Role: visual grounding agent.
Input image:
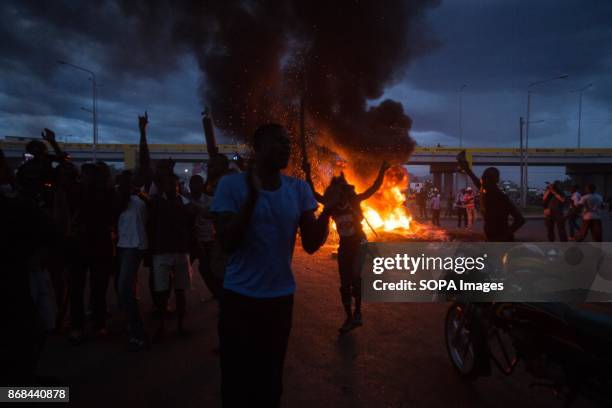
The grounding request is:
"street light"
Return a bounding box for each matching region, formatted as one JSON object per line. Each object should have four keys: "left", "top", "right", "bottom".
{"left": 57, "top": 60, "right": 98, "bottom": 161}
{"left": 570, "top": 83, "right": 592, "bottom": 148}
{"left": 522, "top": 74, "right": 568, "bottom": 207}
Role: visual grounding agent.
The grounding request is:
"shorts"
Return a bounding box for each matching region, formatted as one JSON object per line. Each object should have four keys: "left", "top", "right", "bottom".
{"left": 152, "top": 253, "right": 192, "bottom": 291}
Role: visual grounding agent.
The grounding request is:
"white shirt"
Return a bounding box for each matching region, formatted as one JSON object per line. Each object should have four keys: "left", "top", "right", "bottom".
{"left": 571, "top": 191, "right": 581, "bottom": 207}
{"left": 579, "top": 193, "right": 603, "bottom": 220}
{"left": 117, "top": 195, "right": 148, "bottom": 249}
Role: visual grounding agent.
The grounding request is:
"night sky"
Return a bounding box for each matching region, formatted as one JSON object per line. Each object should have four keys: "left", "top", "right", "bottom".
{"left": 1, "top": 0, "right": 611, "bottom": 184}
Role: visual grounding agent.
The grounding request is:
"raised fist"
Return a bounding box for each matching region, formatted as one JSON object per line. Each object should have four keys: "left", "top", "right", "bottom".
{"left": 138, "top": 111, "right": 148, "bottom": 132}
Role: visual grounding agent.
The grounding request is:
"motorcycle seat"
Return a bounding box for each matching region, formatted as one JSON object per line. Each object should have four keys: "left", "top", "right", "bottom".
{"left": 565, "top": 308, "right": 612, "bottom": 340}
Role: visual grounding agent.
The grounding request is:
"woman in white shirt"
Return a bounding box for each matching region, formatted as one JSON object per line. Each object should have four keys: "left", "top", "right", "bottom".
{"left": 115, "top": 171, "right": 148, "bottom": 350}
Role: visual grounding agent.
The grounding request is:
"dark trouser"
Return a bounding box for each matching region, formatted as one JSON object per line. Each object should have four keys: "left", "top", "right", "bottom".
{"left": 117, "top": 248, "right": 145, "bottom": 340}
{"left": 457, "top": 207, "right": 467, "bottom": 227}
{"left": 566, "top": 213, "right": 580, "bottom": 237}
{"left": 338, "top": 238, "right": 363, "bottom": 309}
{"left": 419, "top": 204, "right": 427, "bottom": 219}
{"left": 219, "top": 290, "right": 293, "bottom": 408}
{"left": 545, "top": 216, "right": 568, "bottom": 242}
{"left": 193, "top": 241, "right": 223, "bottom": 299}
{"left": 431, "top": 209, "right": 440, "bottom": 226}
{"left": 575, "top": 219, "right": 603, "bottom": 242}
{"left": 70, "top": 255, "right": 111, "bottom": 330}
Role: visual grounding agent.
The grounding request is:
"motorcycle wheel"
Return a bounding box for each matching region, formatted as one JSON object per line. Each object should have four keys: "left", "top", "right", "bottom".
{"left": 445, "top": 302, "right": 488, "bottom": 379}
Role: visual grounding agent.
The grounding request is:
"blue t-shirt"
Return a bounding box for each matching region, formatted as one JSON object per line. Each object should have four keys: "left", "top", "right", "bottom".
{"left": 211, "top": 173, "right": 318, "bottom": 298}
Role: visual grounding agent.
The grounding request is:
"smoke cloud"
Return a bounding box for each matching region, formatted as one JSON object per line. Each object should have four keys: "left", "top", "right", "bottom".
{"left": 2, "top": 0, "right": 441, "bottom": 176}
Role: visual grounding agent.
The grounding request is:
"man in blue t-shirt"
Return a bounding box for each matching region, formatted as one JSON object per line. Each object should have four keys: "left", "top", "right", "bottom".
{"left": 211, "top": 123, "right": 336, "bottom": 407}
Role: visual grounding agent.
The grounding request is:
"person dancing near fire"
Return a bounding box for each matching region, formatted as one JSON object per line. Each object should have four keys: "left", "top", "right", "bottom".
{"left": 303, "top": 160, "right": 390, "bottom": 333}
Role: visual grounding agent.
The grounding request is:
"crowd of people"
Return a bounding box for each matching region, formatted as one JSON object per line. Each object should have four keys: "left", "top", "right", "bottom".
{"left": 412, "top": 164, "right": 608, "bottom": 242}
{"left": 543, "top": 180, "right": 606, "bottom": 242}
{"left": 0, "top": 117, "right": 360, "bottom": 406}
{"left": 0, "top": 117, "right": 608, "bottom": 406}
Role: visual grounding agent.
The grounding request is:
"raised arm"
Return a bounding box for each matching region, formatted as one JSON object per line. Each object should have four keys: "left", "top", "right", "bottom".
{"left": 41, "top": 128, "right": 68, "bottom": 161}
{"left": 138, "top": 112, "right": 151, "bottom": 173}
{"left": 299, "top": 179, "right": 344, "bottom": 253}
{"left": 357, "top": 161, "right": 390, "bottom": 201}
{"left": 456, "top": 151, "right": 481, "bottom": 189}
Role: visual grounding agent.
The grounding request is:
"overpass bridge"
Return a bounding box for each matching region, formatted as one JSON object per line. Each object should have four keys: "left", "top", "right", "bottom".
{"left": 2, "top": 140, "right": 612, "bottom": 196}
{"left": 2, "top": 140, "right": 611, "bottom": 166}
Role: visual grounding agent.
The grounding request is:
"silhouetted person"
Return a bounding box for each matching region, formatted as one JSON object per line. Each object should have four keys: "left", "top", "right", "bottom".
{"left": 430, "top": 188, "right": 441, "bottom": 226}
{"left": 212, "top": 124, "right": 332, "bottom": 407}
{"left": 457, "top": 151, "right": 524, "bottom": 241}
{"left": 416, "top": 188, "right": 427, "bottom": 219}
{"left": 575, "top": 184, "right": 603, "bottom": 242}
{"left": 543, "top": 180, "right": 567, "bottom": 242}
{"left": 148, "top": 173, "right": 194, "bottom": 338}
{"left": 304, "top": 161, "right": 389, "bottom": 333}
{"left": 463, "top": 187, "right": 475, "bottom": 230}
{"left": 136, "top": 112, "right": 177, "bottom": 313}
{"left": 187, "top": 155, "right": 229, "bottom": 300}
{"left": 115, "top": 170, "right": 149, "bottom": 350}
{"left": 1, "top": 188, "right": 55, "bottom": 385}
{"left": 455, "top": 188, "right": 467, "bottom": 228}
{"left": 69, "top": 162, "right": 114, "bottom": 342}
{"left": 566, "top": 184, "right": 582, "bottom": 237}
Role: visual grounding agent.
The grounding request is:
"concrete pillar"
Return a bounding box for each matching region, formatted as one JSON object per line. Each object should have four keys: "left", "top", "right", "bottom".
{"left": 443, "top": 172, "right": 454, "bottom": 197}
{"left": 433, "top": 171, "right": 442, "bottom": 191}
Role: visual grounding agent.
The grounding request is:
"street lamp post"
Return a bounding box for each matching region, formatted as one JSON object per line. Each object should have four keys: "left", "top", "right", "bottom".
{"left": 570, "top": 83, "right": 592, "bottom": 148}
{"left": 523, "top": 74, "right": 568, "bottom": 206}
{"left": 57, "top": 60, "right": 98, "bottom": 161}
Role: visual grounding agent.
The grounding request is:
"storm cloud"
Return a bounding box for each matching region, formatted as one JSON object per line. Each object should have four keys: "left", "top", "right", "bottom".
{"left": 1, "top": 0, "right": 611, "bottom": 162}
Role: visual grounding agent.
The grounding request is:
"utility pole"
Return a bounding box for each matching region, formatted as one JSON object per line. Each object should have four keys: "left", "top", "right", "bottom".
{"left": 58, "top": 60, "right": 98, "bottom": 161}
{"left": 519, "top": 117, "right": 525, "bottom": 207}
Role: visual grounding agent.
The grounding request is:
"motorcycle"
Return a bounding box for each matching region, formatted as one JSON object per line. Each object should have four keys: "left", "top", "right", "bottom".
{"left": 445, "top": 301, "right": 612, "bottom": 406}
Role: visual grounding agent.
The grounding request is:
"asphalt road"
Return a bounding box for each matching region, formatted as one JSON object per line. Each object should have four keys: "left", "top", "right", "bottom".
{"left": 36, "top": 213, "right": 612, "bottom": 407}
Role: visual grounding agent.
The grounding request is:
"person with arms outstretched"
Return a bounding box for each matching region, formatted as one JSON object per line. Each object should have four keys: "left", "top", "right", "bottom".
{"left": 304, "top": 160, "right": 389, "bottom": 333}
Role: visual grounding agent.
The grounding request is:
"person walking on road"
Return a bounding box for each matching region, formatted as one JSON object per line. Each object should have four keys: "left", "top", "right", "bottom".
{"left": 574, "top": 183, "right": 603, "bottom": 242}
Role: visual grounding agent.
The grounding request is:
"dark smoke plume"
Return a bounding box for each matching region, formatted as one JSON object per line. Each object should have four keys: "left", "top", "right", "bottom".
{"left": 3, "top": 0, "right": 440, "bottom": 175}
{"left": 124, "top": 0, "right": 441, "bottom": 174}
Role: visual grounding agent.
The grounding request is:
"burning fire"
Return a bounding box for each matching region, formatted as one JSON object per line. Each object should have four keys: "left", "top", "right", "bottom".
{"left": 325, "top": 165, "right": 447, "bottom": 241}
{"left": 361, "top": 187, "right": 412, "bottom": 233}
{"left": 358, "top": 166, "right": 412, "bottom": 237}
